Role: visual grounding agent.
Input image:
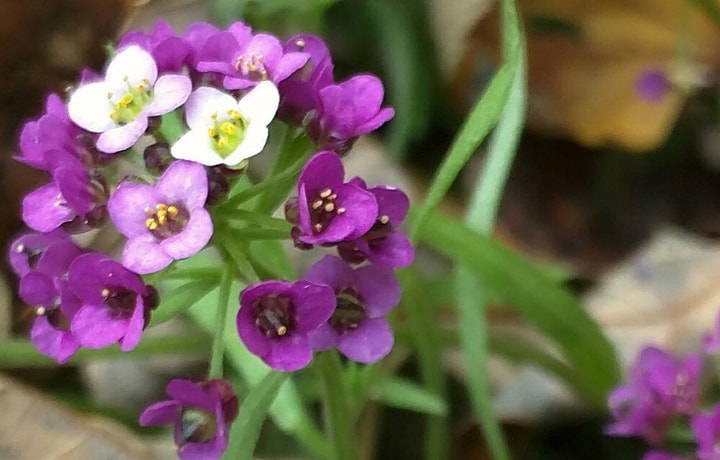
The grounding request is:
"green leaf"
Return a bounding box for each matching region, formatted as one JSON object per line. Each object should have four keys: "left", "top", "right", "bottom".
{"left": 418, "top": 211, "right": 621, "bottom": 407}
{"left": 370, "top": 375, "right": 447, "bottom": 416}
{"left": 150, "top": 280, "right": 217, "bottom": 325}
{"left": 690, "top": 0, "right": 720, "bottom": 28}
{"left": 157, "top": 110, "right": 185, "bottom": 144}
{"left": 224, "top": 372, "right": 288, "bottom": 460}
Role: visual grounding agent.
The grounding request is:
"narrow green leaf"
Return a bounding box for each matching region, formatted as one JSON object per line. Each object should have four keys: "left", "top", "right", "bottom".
{"left": 224, "top": 372, "right": 288, "bottom": 460}
{"left": 158, "top": 110, "right": 185, "bottom": 144}
{"left": 370, "top": 375, "right": 447, "bottom": 416}
{"left": 419, "top": 212, "right": 621, "bottom": 407}
{"left": 150, "top": 280, "right": 217, "bottom": 325}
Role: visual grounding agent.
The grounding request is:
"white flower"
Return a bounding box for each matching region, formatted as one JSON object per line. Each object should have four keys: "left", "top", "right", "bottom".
{"left": 170, "top": 81, "right": 279, "bottom": 166}
{"left": 68, "top": 45, "right": 191, "bottom": 153}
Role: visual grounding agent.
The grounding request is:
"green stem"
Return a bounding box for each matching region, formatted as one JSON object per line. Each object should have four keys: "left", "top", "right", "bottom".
{"left": 217, "top": 225, "right": 261, "bottom": 284}
{"left": 316, "top": 352, "right": 360, "bottom": 460}
{"left": 208, "top": 263, "right": 234, "bottom": 379}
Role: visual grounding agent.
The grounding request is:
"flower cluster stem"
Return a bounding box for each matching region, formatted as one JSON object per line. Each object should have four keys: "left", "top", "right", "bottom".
{"left": 208, "top": 263, "right": 234, "bottom": 379}
{"left": 316, "top": 351, "right": 360, "bottom": 460}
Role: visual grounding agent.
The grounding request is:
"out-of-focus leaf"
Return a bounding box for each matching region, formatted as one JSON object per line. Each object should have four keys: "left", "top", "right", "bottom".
{"left": 370, "top": 375, "right": 447, "bottom": 416}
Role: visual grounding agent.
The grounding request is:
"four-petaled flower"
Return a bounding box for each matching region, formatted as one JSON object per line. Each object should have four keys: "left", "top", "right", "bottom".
{"left": 108, "top": 160, "right": 213, "bottom": 274}
{"left": 304, "top": 255, "right": 400, "bottom": 363}
{"left": 171, "top": 82, "right": 279, "bottom": 166}
{"left": 236, "top": 280, "right": 335, "bottom": 371}
{"left": 139, "top": 379, "right": 239, "bottom": 460}
{"left": 68, "top": 45, "right": 191, "bottom": 153}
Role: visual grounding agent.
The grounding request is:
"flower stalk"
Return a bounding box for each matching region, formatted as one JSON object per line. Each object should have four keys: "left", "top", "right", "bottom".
{"left": 208, "top": 263, "right": 234, "bottom": 379}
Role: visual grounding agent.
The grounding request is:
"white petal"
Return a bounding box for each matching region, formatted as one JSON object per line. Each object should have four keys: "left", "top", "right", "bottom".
{"left": 106, "top": 45, "right": 158, "bottom": 86}
{"left": 223, "top": 125, "right": 268, "bottom": 166}
{"left": 238, "top": 80, "right": 279, "bottom": 127}
{"left": 97, "top": 117, "right": 148, "bottom": 153}
{"left": 144, "top": 74, "right": 192, "bottom": 116}
{"left": 185, "top": 87, "right": 238, "bottom": 130}
{"left": 171, "top": 129, "right": 224, "bottom": 166}
{"left": 67, "top": 82, "right": 116, "bottom": 132}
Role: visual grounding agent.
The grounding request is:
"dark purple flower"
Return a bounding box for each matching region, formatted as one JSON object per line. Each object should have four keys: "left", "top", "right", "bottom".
{"left": 195, "top": 22, "right": 309, "bottom": 90}
{"left": 337, "top": 178, "right": 414, "bottom": 269}
{"left": 108, "top": 160, "right": 213, "bottom": 274}
{"left": 644, "top": 451, "right": 687, "bottom": 460}
{"left": 277, "top": 34, "right": 334, "bottom": 125}
{"left": 139, "top": 378, "right": 239, "bottom": 460}
{"left": 636, "top": 69, "right": 669, "bottom": 103}
{"left": 30, "top": 300, "right": 80, "bottom": 364}
{"left": 119, "top": 20, "right": 192, "bottom": 73}
{"left": 288, "top": 151, "right": 377, "bottom": 246}
{"left": 304, "top": 255, "right": 400, "bottom": 363}
{"left": 606, "top": 346, "right": 701, "bottom": 444}
{"left": 307, "top": 74, "right": 394, "bottom": 154}
{"left": 236, "top": 280, "right": 335, "bottom": 371}
{"left": 693, "top": 403, "right": 720, "bottom": 460}
{"left": 68, "top": 253, "right": 157, "bottom": 351}
{"left": 22, "top": 151, "right": 108, "bottom": 233}
{"left": 16, "top": 93, "right": 87, "bottom": 171}
{"left": 8, "top": 229, "right": 71, "bottom": 277}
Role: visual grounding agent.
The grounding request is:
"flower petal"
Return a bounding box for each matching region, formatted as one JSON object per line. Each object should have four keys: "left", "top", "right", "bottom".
{"left": 166, "top": 379, "right": 215, "bottom": 411}
{"left": 236, "top": 302, "right": 273, "bottom": 362}
{"left": 22, "top": 183, "right": 75, "bottom": 232}
{"left": 97, "top": 117, "right": 148, "bottom": 153}
{"left": 171, "top": 129, "right": 223, "bottom": 166}
{"left": 119, "top": 301, "right": 145, "bottom": 351}
{"left": 71, "top": 305, "right": 127, "bottom": 348}
{"left": 291, "top": 281, "right": 335, "bottom": 332}
{"left": 238, "top": 80, "right": 279, "bottom": 127}
{"left": 185, "top": 87, "right": 238, "bottom": 130}
{"left": 355, "top": 265, "right": 400, "bottom": 317}
{"left": 138, "top": 400, "right": 181, "bottom": 426}
{"left": 108, "top": 183, "right": 161, "bottom": 238}
{"left": 308, "top": 322, "right": 338, "bottom": 351}
{"left": 266, "top": 335, "right": 313, "bottom": 372}
{"left": 222, "top": 125, "right": 268, "bottom": 166}
{"left": 19, "top": 272, "right": 56, "bottom": 307}
{"left": 67, "top": 82, "right": 116, "bottom": 132}
{"left": 31, "top": 316, "right": 79, "bottom": 364}
{"left": 303, "top": 255, "right": 354, "bottom": 289}
{"left": 160, "top": 208, "right": 213, "bottom": 260}
{"left": 145, "top": 74, "right": 192, "bottom": 116}
{"left": 337, "top": 317, "right": 393, "bottom": 363}
{"left": 106, "top": 45, "right": 158, "bottom": 86}
{"left": 122, "top": 234, "right": 174, "bottom": 274}
{"left": 155, "top": 160, "right": 208, "bottom": 209}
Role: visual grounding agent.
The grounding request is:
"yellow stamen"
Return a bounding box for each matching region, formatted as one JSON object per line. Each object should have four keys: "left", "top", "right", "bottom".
{"left": 319, "top": 188, "right": 332, "bottom": 199}
{"left": 277, "top": 326, "right": 287, "bottom": 336}
{"left": 101, "top": 288, "right": 110, "bottom": 297}
{"left": 167, "top": 206, "right": 178, "bottom": 216}
{"left": 312, "top": 200, "right": 323, "bottom": 210}
{"left": 379, "top": 215, "right": 390, "bottom": 224}
{"left": 220, "top": 122, "right": 237, "bottom": 135}
{"left": 36, "top": 306, "right": 46, "bottom": 316}
{"left": 324, "top": 203, "right": 335, "bottom": 212}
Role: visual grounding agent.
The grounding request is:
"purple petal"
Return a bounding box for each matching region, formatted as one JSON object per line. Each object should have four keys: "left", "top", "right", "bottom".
{"left": 122, "top": 234, "right": 174, "bottom": 274}
{"left": 145, "top": 74, "right": 192, "bottom": 116}
{"left": 8, "top": 230, "right": 70, "bottom": 277}
{"left": 362, "top": 231, "right": 414, "bottom": 269}
{"left": 355, "top": 265, "right": 400, "bottom": 317}
{"left": 155, "top": 160, "right": 209, "bottom": 209}
{"left": 108, "top": 183, "right": 161, "bottom": 238}
{"left": 243, "top": 34, "right": 283, "bottom": 69}
{"left": 308, "top": 322, "right": 339, "bottom": 351}
{"left": 341, "top": 75, "right": 384, "bottom": 118}
{"left": 138, "top": 400, "right": 181, "bottom": 426}
{"left": 19, "top": 272, "right": 56, "bottom": 307}
{"left": 195, "top": 32, "right": 241, "bottom": 74}
{"left": 302, "top": 255, "right": 354, "bottom": 290}
{"left": 119, "top": 301, "right": 145, "bottom": 351}
{"left": 273, "top": 52, "right": 311, "bottom": 83}
{"left": 299, "top": 184, "right": 377, "bottom": 244}
{"left": 36, "top": 240, "right": 83, "bottom": 276}
{"left": 356, "top": 107, "right": 395, "bottom": 135}
{"left": 97, "top": 117, "right": 148, "bottom": 153}
{"left": 31, "top": 315, "right": 79, "bottom": 364}
{"left": 71, "top": 305, "right": 128, "bottom": 348}
{"left": 159, "top": 208, "right": 213, "bottom": 259}
{"left": 236, "top": 300, "right": 273, "bottom": 359}
{"left": 298, "top": 151, "right": 345, "bottom": 195}
{"left": 371, "top": 186, "right": 409, "bottom": 225}
{"left": 53, "top": 167, "right": 94, "bottom": 215}
{"left": 337, "top": 317, "right": 393, "bottom": 363}
{"left": 68, "top": 253, "right": 110, "bottom": 303}
{"left": 178, "top": 441, "right": 224, "bottom": 460}
{"left": 318, "top": 85, "right": 358, "bottom": 137}
{"left": 291, "top": 281, "right": 335, "bottom": 332}
{"left": 166, "top": 379, "right": 216, "bottom": 412}
{"left": 266, "top": 334, "right": 313, "bottom": 372}
{"left": 22, "top": 183, "right": 75, "bottom": 232}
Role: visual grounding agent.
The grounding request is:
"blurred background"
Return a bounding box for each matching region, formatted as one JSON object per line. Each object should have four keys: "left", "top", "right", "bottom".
{"left": 3, "top": 0, "right": 720, "bottom": 458}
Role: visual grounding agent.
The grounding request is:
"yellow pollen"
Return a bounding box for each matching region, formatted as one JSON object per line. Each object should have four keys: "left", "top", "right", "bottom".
{"left": 109, "top": 112, "right": 119, "bottom": 121}
{"left": 101, "top": 288, "right": 110, "bottom": 297}
{"left": 336, "top": 207, "right": 346, "bottom": 215}
{"left": 208, "top": 127, "right": 217, "bottom": 137}
{"left": 144, "top": 207, "right": 153, "bottom": 214}
{"left": 220, "top": 122, "right": 237, "bottom": 135}
{"left": 167, "top": 206, "right": 178, "bottom": 216}
{"left": 118, "top": 93, "right": 134, "bottom": 108}
{"left": 156, "top": 204, "right": 168, "bottom": 212}
{"left": 314, "top": 223, "right": 323, "bottom": 232}
{"left": 324, "top": 203, "right": 335, "bottom": 212}
{"left": 379, "top": 215, "right": 390, "bottom": 224}
{"left": 217, "top": 138, "right": 229, "bottom": 149}
{"left": 319, "top": 188, "right": 332, "bottom": 199}
{"left": 211, "top": 112, "right": 218, "bottom": 120}
{"left": 146, "top": 218, "right": 158, "bottom": 230}
{"left": 328, "top": 193, "right": 337, "bottom": 201}
{"left": 276, "top": 325, "right": 287, "bottom": 336}
{"left": 36, "top": 306, "right": 46, "bottom": 316}
{"left": 227, "top": 109, "right": 242, "bottom": 120}
{"left": 312, "top": 200, "right": 323, "bottom": 210}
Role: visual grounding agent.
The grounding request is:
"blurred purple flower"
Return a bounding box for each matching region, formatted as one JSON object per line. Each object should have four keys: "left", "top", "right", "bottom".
{"left": 139, "top": 379, "right": 238, "bottom": 460}
{"left": 236, "top": 280, "right": 335, "bottom": 371}
{"left": 108, "top": 160, "right": 213, "bottom": 274}
{"left": 636, "top": 69, "right": 669, "bottom": 103}
{"left": 304, "top": 255, "right": 400, "bottom": 363}
{"left": 693, "top": 403, "right": 720, "bottom": 460}
{"left": 119, "top": 20, "right": 192, "bottom": 73}
{"left": 8, "top": 229, "right": 71, "bottom": 277}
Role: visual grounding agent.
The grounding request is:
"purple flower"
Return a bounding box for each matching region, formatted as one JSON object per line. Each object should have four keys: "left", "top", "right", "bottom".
{"left": 304, "top": 256, "right": 400, "bottom": 363}
{"left": 22, "top": 150, "right": 108, "bottom": 233}
{"left": 703, "top": 312, "right": 720, "bottom": 354}
{"left": 195, "top": 22, "right": 309, "bottom": 90}
{"left": 68, "top": 45, "right": 192, "bottom": 153}
{"left": 108, "top": 160, "right": 213, "bottom": 274}
{"left": 16, "top": 93, "right": 86, "bottom": 171}
{"left": 693, "top": 403, "right": 720, "bottom": 460}
{"left": 288, "top": 151, "right": 377, "bottom": 246}
{"left": 277, "top": 34, "right": 334, "bottom": 125}
{"left": 139, "top": 379, "right": 238, "bottom": 460}
{"left": 644, "top": 451, "right": 687, "bottom": 460}
{"left": 236, "top": 280, "right": 335, "bottom": 371}
{"left": 68, "top": 253, "right": 157, "bottom": 351}
{"left": 8, "top": 229, "right": 71, "bottom": 277}
{"left": 30, "top": 300, "right": 80, "bottom": 364}
{"left": 636, "top": 69, "right": 669, "bottom": 103}
{"left": 337, "top": 178, "right": 414, "bottom": 269}
{"left": 606, "top": 346, "right": 701, "bottom": 444}
{"left": 307, "top": 74, "right": 394, "bottom": 154}
{"left": 119, "top": 20, "right": 192, "bottom": 73}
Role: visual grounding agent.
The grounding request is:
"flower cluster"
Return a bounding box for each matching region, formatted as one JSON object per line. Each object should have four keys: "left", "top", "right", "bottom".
{"left": 606, "top": 313, "right": 720, "bottom": 460}
{"left": 9, "top": 18, "right": 406, "bottom": 460}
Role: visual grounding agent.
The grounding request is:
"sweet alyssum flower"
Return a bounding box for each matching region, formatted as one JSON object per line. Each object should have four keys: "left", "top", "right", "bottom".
{"left": 693, "top": 403, "right": 720, "bottom": 460}
{"left": 287, "top": 151, "right": 377, "bottom": 246}
{"left": 171, "top": 82, "right": 279, "bottom": 166}
{"left": 108, "top": 160, "right": 213, "bottom": 274}
{"left": 195, "top": 22, "right": 309, "bottom": 90}
{"left": 119, "top": 20, "right": 191, "bottom": 73}
{"left": 68, "top": 45, "right": 192, "bottom": 153}
{"left": 68, "top": 253, "right": 157, "bottom": 351}
{"left": 304, "top": 255, "right": 400, "bottom": 363}
{"left": 337, "top": 178, "right": 414, "bottom": 269}
{"left": 236, "top": 280, "right": 335, "bottom": 371}
{"left": 139, "top": 379, "right": 239, "bottom": 460}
